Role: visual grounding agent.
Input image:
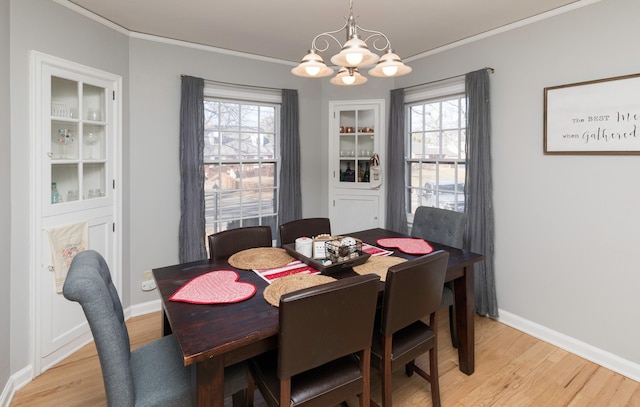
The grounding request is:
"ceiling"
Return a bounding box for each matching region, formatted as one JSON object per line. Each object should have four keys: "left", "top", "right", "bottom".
{"left": 66, "top": 0, "right": 582, "bottom": 64}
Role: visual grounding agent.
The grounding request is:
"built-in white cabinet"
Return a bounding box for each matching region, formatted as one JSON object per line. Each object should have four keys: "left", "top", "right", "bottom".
{"left": 328, "top": 100, "right": 386, "bottom": 234}
{"left": 32, "top": 52, "right": 121, "bottom": 374}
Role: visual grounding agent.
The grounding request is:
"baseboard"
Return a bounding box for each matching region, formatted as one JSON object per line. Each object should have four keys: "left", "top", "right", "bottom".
{"left": 128, "top": 298, "right": 162, "bottom": 318}
{"left": 497, "top": 309, "right": 640, "bottom": 382}
{"left": 1, "top": 365, "right": 32, "bottom": 407}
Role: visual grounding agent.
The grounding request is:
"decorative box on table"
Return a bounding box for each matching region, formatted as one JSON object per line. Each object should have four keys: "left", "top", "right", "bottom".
{"left": 283, "top": 235, "right": 369, "bottom": 275}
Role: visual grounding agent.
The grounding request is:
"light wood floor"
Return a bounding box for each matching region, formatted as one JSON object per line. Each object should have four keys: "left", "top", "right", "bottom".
{"left": 11, "top": 311, "right": 640, "bottom": 406}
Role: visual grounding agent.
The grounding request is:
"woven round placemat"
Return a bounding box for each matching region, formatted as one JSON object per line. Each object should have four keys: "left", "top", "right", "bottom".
{"left": 263, "top": 274, "right": 336, "bottom": 307}
{"left": 352, "top": 256, "right": 407, "bottom": 282}
{"left": 228, "top": 247, "right": 294, "bottom": 270}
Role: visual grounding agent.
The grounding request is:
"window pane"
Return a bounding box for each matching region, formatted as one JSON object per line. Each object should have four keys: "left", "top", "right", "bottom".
{"left": 442, "top": 99, "right": 460, "bottom": 129}
{"left": 410, "top": 106, "right": 424, "bottom": 132}
{"left": 260, "top": 106, "right": 275, "bottom": 133}
{"left": 409, "top": 132, "right": 423, "bottom": 159}
{"left": 242, "top": 105, "right": 259, "bottom": 130}
{"left": 220, "top": 132, "right": 240, "bottom": 159}
{"left": 424, "top": 102, "right": 440, "bottom": 130}
{"left": 260, "top": 133, "right": 275, "bottom": 159}
{"left": 442, "top": 130, "right": 462, "bottom": 159}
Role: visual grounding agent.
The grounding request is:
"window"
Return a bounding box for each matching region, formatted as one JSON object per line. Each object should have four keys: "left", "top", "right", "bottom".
{"left": 203, "top": 97, "right": 280, "bottom": 240}
{"left": 406, "top": 89, "right": 466, "bottom": 215}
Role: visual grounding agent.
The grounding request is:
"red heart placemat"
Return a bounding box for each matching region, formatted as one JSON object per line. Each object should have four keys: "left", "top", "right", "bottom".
{"left": 376, "top": 238, "right": 434, "bottom": 255}
{"left": 170, "top": 270, "right": 256, "bottom": 304}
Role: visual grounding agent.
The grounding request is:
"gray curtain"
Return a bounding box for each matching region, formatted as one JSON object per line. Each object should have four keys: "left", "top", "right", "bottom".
{"left": 385, "top": 88, "right": 408, "bottom": 234}
{"left": 278, "top": 89, "right": 302, "bottom": 225}
{"left": 465, "top": 69, "right": 498, "bottom": 317}
{"left": 178, "top": 75, "right": 207, "bottom": 263}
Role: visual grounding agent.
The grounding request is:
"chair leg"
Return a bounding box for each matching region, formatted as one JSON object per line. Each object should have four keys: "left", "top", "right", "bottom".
{"left": 404, "top": 360, "right": 415, "bottom": 377}
{"left": 245, "top": 371, "right": 255, "bottom": 407}
{"left": 448, "top": 305, "right": 458, "bottom": 348}
{"left": 429, "top": 312, "right": 441, "bottom": 407}
{"left": 381, "top": 336, "right": 393, "bottom": 407}
{"left": 429, "top": 347, "right": 441, "bottom": 407}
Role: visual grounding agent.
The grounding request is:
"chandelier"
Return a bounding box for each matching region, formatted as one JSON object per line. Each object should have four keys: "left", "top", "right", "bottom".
{"left": 291, "top": 0, "right": 412, "bottom": 86}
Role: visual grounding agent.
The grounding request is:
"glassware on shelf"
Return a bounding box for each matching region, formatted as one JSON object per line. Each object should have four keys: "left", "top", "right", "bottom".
{"left": 84, "top": 132, "right": 99, "bottom": 159}
{"left": 51, "top": 182, "right": 60, "bottom": 204}
{"left": 56, "top": 128, "right": 74, "bottom": 159}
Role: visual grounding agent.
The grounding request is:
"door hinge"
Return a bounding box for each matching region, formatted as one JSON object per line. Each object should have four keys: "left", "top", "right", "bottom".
{"left": 112, "top": 223, "right": 115, "bottom": 232}
{"left": 113, "top": 179, "right": 115, "bottom": 189}
{"left": 112, "top": 90, "right": 115, "bottom": 100}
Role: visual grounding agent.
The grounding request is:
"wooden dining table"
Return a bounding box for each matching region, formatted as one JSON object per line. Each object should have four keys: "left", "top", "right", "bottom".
{"left": 153, "top": 227, "right": 484, "bottom": 407}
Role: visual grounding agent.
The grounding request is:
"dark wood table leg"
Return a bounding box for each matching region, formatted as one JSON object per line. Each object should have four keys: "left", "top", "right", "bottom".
{"left": 195, "top": 356, "right": 225, "bottom": 407}
{"left": 453, "top": 265, "right": 475, "bottom": 375}
{"left": 162, "top": 308, "right": 172, "bottom": 336}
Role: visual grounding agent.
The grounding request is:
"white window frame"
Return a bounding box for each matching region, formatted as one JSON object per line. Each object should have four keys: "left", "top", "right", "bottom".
{"left": 203, "top": 85, "right": 281, "bottom": 240}
{"left": 404, "top": 80, "right": 466, "bottom": 226}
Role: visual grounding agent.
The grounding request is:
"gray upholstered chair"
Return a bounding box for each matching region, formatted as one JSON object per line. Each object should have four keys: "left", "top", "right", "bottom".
{"left": 207, "top": 225, "right": 272, "bottom": 260}
{"left": 278, "top": 217, "right": 331, "bottom": 245}
{"left": 63, "top": 250, "right": 248, "bottom": 407}
{"left": 371, "top": 250, "right": 449, "bottom": 407}
{"left": 248, "top": 274, "right": 380, "bottom": 407}
{"left": 411, "top": 206, "right": 467, "bottom": 348}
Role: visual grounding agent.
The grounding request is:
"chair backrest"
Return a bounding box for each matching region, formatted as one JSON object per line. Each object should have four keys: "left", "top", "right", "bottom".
{"left": 381, "top": 251, "right": 449, "bottom": 337}
{"left": 62, "top": 250, "right": 135, "bottom": 407}
{"left": 411, "top": 206, "right": 467, "bottom": 249}
{"left": 277, "top": 274, "right": 380, "bottom": 379}
{"left": 207, "top": 226, "right": 272, "bottom": 260}
{"left": 278, "top": 217, "right": 331, "bottom": 245}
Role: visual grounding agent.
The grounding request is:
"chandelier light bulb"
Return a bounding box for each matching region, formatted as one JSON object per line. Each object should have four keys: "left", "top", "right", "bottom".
{"left": 346, "top": 52, "right": 364, "bottom": 66}
{"left": 342, "top": 75, "right": 356, "bottom": 85}
{"left": 382, "top": 65, "right": 398, "bottom": 76}
{"left": 305, "top": 66, "right": 321, "bottom": 76}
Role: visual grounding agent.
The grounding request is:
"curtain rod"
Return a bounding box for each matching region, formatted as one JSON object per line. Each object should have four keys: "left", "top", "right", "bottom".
{"left": 190, "top": 76, "right": 283, "bottom": 92}
{"left": 404, "top": 67, "right": 494, "bottom": 90}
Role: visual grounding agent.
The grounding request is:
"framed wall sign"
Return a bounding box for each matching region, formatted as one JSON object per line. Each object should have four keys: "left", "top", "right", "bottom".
{"left": 544, "top": 73, "right": 640, "bottom": 155}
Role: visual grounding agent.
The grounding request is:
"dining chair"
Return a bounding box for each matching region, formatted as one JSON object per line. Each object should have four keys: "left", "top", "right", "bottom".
{"left": 278, "top": 217, "right": 332, "bottom": 245}
{"left": 410, "top": 206, "right": 467, "bottom": 348}
{"left": 208, "top": 225, "right": 273, "bottom": 260}
{"left": 63, "top": 250, "right": 249, "bottom": 407}
{"left": 248, "top": 274, "right": 380, "bottom": 407}
{"left": 371, "top": 250, "right": 449, "bottom": 407}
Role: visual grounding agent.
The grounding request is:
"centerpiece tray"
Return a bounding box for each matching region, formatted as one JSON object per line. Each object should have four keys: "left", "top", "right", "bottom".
{"left": 282, "top": 243, "right": 370, "bottom": 275}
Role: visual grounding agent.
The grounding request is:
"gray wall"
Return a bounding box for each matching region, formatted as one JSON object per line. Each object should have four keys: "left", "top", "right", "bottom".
{"left": 395, "top": 0, "right": 640, "bottom": 367}
{"left": 5, "top": 0, "right": 640, "bottom": 398}
{"left": 126, "top": 39, "right": 322, "bottom": 304}
{"left": 9, "top": 0, "right": 129, "bottom": 379}
{"left": 1, "top": 0, "right": 12, "bottom": 391}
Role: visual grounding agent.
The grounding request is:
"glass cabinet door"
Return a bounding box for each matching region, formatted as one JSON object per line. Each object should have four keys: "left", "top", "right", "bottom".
{"left": 49, "top": 74, "right": 108, "bottom": 208}
{"left": 338, "top": 108, "right": 376, "bottom": 184}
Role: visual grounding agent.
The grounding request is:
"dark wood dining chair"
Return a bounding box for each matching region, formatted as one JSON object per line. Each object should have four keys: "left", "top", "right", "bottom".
{"left": 371, "top": 250, "right": 449, "bottom": 407}
{"left": 248, "top": 274, "right": 380, "bottom": 407}
{"left": 278, "top": 217, "right": 332, "bottom": 245}
{"left": 411, "top": 206, "right": 467, "bottom": 347}
{"left": 207, "top": 225, "right": 272, "bottom": 260}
